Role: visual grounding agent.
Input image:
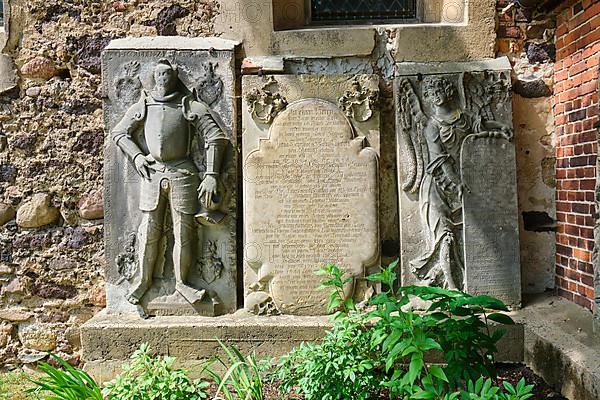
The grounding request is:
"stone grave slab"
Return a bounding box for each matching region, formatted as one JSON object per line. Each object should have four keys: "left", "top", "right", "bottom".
{"left": 101, "top": 37, "right": 239, "bottom": 316}
{"left": 395, "top": 57, "right": 521, "bottom": 307}
{"left": 461, "top": 136, "right": 520, "bottom": 304}
{"left": 242, "top": 75, "right": 381, "bottom": 315}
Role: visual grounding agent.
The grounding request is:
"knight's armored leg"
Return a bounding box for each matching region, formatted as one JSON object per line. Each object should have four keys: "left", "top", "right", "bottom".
{"left": 127, "top": 198, "right": 167, "bottom": 304}
{"left": 172, "top": 209, "right": 205, "bottom": 304}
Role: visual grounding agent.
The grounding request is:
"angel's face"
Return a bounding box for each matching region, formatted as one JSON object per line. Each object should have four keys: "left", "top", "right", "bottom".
{"left": 424, "top": 78, "right": 455, "bottom": 107}
{"left": 429, "top": 87, "right": 450, "bottom": 106}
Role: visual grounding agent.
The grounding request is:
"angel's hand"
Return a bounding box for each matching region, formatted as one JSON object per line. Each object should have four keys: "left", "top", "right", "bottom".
{"left": 500, "top": 126, "right": 513, "bottom": 141}
{"left": 458, "top": 182, "right": 471, "bottom": 199}
{"left": 474, "top": 131, "right": 492, "bottom": 139}
{"left": 452, "top": 182, "right": 470, "bottom": 199}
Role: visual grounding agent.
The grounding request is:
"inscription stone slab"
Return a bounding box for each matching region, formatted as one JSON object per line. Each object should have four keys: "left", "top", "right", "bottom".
{"left": 102, "top": 37, "right": 239, "bottom": 316}
{"left": 242, "top": 75, "right": 380, "bottom": 315}
{"left": 462, "top": 136, "right": 520, "bottom": 304}
{"left": 395, "top": 57, "right": 521, "bottom": 306}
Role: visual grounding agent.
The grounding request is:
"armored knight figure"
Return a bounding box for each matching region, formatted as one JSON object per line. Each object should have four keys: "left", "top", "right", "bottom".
{"left": 111, "top": 59, "right": 229, "bottom": 306}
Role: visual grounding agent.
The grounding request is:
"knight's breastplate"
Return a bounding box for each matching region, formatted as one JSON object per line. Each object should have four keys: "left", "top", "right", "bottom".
{"left": 144, "top": 102, "right": 190, "bottom": 162}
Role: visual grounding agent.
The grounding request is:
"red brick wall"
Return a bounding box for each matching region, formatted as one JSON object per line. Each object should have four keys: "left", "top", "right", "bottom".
{"left": 554, "top": 0, "right": 599, "bottom": 310}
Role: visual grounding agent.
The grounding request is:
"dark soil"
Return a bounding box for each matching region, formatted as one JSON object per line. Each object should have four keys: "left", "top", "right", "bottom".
{"left": 207, "top": 363, "right": 568, "bottom": 399}
{"left": 495, "top": 363, "right": 567, "bottom": 399}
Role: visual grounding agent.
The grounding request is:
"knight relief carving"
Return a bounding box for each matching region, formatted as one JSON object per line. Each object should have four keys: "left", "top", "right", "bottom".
{"left": 110, "top": 59, "right": 231, "bottom": 310}
{"left": 398, "top": 71, "right": 512, "bottom": 291}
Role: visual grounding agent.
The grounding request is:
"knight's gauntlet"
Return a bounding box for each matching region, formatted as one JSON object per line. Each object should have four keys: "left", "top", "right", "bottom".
{"left": 205, "top": 139, "right": 228, "bottom": 176}
{"left": 195, "top": 112, "right": 229, "bottom": 176}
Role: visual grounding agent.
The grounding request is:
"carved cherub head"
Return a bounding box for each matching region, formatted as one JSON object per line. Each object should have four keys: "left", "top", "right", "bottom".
{"left": 423, "top": 76, "right": 456, "bottom": 107}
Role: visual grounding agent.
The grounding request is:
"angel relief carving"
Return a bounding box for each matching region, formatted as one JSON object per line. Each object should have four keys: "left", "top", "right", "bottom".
{"left": 398, "top": 72, "right": 512, "bottom": 290}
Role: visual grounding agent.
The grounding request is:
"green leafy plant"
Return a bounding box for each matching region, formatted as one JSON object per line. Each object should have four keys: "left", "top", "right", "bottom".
{"left": 366, "top": 261, "right": 515, "bottom": 397}
{"left": 205, "top": 339, "right": 266, "bottom": 400}
{"left": 274, "top": 263, "right": 382, "bottom": 400}
{"left": 275, "top": 260, "right": 520, "bottom": 400}
{"left": 458, "top": 377, "right": 534, "bottom": 400}
{"left": 102, "top": 343, "right": 209, "bottom": 400}
{"left": 275, "top": 312, "right": 381, "bottom": 400}
{"left": 315, "top": 263, "right": 356, "bottom": 318}
{"left": 26, "top": 354, "right": 103, "bottom": 400}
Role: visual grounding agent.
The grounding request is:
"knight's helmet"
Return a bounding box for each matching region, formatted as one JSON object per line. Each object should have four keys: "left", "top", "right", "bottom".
{"left": 155, "top": 58, "right": 178, "bottom": 74}
{"left": 153, "top": 59, "right": 194, "bottom": 96}
{"left": 196, "top": 198, "right": 225, "bottom": 226}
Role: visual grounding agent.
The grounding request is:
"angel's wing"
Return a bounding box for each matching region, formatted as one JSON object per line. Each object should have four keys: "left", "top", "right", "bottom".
{"left": 397, "top": 79, "right": 427, "bottom": 194}
{"left": 460, "top": 72, "right": 494, "bottom": 121}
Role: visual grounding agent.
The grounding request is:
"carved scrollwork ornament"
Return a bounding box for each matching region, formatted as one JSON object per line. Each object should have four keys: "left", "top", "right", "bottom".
{"left": 338, "top": 78, "right": 379, "bottom": 122}
{"left": 245, "top": 77, "right": 288, "bottom": 124}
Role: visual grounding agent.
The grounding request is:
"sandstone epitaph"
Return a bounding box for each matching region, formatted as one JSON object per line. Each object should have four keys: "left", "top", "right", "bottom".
{"left": 242, "top": 75, "right": 381, "bottom": 315}
{"left": 461, "top": 136, "right": 520, "bottom": 302}
{"left": 102, "top": 37, "right": 238, "bottom": 316}
{"left": 395, "top": 58, "right": 521, "bottom": 306}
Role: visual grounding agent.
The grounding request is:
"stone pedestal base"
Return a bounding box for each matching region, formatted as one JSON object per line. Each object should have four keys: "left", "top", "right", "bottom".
{"left": 80, "top": 310, "right": 333, "bottom": 382}
{"left": 82, "top": 310, "right": 524, "bottom": 382}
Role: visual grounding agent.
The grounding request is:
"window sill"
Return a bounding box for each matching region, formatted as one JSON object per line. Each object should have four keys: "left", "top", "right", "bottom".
{"left": 279, "top": 21, "right": 468, "bottom": 33}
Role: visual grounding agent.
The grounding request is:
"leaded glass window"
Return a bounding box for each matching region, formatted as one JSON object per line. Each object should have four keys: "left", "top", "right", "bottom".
{"left": 310, "top": 0, "right": 418, "bottom": 22}
{"left": 0, "top": 2, "right": 4, "bottom": 26}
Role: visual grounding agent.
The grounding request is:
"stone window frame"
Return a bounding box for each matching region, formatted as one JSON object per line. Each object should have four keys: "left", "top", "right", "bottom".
{"left": 216, "top": 0, "right": 488, "bottom": 61}
{"left": 272, "top": 0, "right": 465, "bottom": 31}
